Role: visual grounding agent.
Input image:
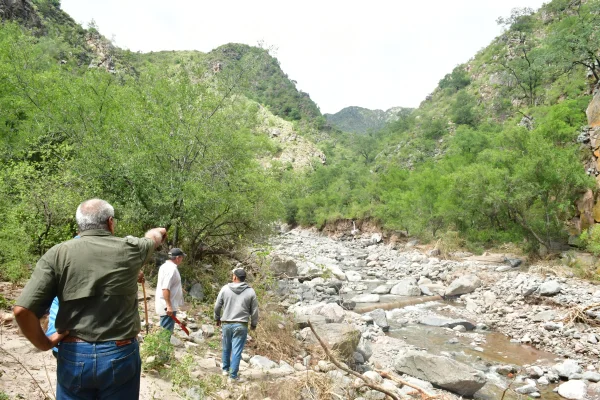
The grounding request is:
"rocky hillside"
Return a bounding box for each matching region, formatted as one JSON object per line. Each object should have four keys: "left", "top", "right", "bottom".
{"left": 325, "top": 106, "right": 412, "bottom": 134}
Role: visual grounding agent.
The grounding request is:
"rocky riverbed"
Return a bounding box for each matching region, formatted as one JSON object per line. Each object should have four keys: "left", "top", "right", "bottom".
{"left": 2, "top": 227, "right": 600, "bottom": 400}
{"left": 267, "top": 227, "right": 600, "bottom": 399}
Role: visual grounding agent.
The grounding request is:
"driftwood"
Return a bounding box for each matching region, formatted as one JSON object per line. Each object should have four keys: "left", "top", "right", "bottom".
{"left": 307, "top": 320, "right": 400, "bottom": 400}
{"left": 562, "top": 303, "right": 600, "bottom": 327}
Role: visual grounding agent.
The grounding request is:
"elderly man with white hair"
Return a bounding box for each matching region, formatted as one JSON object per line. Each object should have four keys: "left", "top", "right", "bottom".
{"left": 14, "top": 198, "right": 166, "bottom": 400}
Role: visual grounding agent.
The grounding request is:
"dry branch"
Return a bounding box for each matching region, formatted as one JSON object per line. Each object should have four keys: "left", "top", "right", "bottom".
{"left": 562, "top": 303, "right": 600, "bottom": 327}
{"left": 307, "top": 320, "right": 400, "bottom": 400}
{"left": 376, "top": 369, "right": 440, "bottom": 400}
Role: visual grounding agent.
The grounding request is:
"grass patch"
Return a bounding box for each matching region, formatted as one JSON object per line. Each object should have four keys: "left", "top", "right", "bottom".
{"left": 0, "top": 294, "right": 14, "bottom": 311}
{"left": 141, "top": 329, "right": 174, "bottom": 371}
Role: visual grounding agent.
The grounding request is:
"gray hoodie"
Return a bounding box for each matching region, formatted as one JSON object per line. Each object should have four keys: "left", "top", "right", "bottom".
{"left": 214, "top": 282, "right": 259, "bottom": 328}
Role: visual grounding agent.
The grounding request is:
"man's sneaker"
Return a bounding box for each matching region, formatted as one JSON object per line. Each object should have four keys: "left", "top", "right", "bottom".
{"left": 221, "top": 370, "right": 229, "bottom": 376}
{"left": 228, "top": 376, "right": 246, "bottom": 384}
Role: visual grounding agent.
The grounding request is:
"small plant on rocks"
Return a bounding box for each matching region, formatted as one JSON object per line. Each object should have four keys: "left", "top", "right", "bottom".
{"left": 141, "top": 329, "right": 174, "bottom": 371}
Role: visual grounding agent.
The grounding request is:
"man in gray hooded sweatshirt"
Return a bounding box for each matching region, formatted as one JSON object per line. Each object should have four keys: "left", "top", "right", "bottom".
{"left": 214, "top": 268, "right": 259, "bottom": 381}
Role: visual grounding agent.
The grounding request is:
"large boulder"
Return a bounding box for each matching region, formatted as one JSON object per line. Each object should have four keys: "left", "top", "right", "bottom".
{"left": 444, "top": 274, "right": 481, "bottom": 296}
{"left": 390, "top": 278, "right": 421, "bottom": 296}
{"left": 303, "top": 323, "right": 361, "bottom": 362}
{"left": 269, "top": 254, "right": 298, "bottom": 277}
{"left": 394, "top": 350, "right": 486, "bottom": 397}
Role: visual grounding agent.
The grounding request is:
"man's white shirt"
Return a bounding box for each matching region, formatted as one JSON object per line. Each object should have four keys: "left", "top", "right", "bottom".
{"left": 155, "top": 259, "right": 184, "bottom": 316}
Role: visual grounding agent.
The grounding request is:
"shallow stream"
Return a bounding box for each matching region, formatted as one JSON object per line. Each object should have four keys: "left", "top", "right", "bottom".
{"left": 356, "top": 295, "right": 563, "bottom": 399}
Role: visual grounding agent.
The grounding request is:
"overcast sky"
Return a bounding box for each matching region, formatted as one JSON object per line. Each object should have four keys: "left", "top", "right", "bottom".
{"left": 61, "top": 0, "right": 548, "bottom": 114}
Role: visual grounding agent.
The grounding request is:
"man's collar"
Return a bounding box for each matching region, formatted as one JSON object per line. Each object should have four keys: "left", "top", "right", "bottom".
{"left": 79, "top": 229, "right": 112, "bottom": 237}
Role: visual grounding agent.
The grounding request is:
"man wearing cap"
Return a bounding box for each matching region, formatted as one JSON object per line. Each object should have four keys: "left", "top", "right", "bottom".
{"left": 156, "top": 248, "right": 186, "bottom": 333}
{"left": 214, "top": 268, "right": 259, "bottom": 382}
{"left": 13, "top": 198, "right": 166, "bottom": 399}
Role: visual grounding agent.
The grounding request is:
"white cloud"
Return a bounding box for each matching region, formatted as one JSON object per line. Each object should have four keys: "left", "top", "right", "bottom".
{"left": 61, "top": 0, "right": 547, "bottom": 114}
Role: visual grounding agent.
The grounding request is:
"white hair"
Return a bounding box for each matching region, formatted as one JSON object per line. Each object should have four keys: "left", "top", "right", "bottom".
{"left": 76, "top": 199, "right": 114, "bottom": 232}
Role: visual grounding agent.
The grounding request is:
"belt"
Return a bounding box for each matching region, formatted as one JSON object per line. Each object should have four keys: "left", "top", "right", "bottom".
{"left": 221, "top": 321, "right": 248, "bottom": 326}
{"left": 61, "top": 337, "right": 136, "bottom": 347}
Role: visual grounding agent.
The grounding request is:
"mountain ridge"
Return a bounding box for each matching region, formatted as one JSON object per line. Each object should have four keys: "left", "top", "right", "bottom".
{"left": 325, "top": 106, "right": 413, "bottom": 134}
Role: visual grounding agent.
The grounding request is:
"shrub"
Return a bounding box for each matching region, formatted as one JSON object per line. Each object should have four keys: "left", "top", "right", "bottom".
{"left": 141, "top": 329, "right": 174, "bottom": 371}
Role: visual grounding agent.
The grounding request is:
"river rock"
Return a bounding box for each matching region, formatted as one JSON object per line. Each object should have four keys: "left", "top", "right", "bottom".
{"left": 390, "top": 278, "right": 421, "bottom": 296}
{"left": 250, "top": 355, "right": 278, "bottom": 369}
{"left": 418, "top": 315, "right": 475, "bottom": 331}
{"left": 346, "top": 271, "right": 362, "bottom": 282}
{"left": 583, "top": 371, "right": 600, "bottom": 382}
{"left": 445, "top": 274, "right": 481, "bottom": 296}
{"left": 352, "top": 294, "right": 380, "bottom": 303}
{"left": 553, "top": 359, "right": 583, "bottom": 379}
{"left": 557, "top": 380, "right": 588, "bottom": 399}
{"left": 303, "top": 323, "right": 361, "bottom": 361}
{"left": 297, "top": 261, "right": 322, "bottom": 276}
{"left": 269, "top": 254, "right": 298, "bottom": 277}
{"left": 293, "top": 314, "right": 327, "bottom": 329}
{"left": 371, "top": 285, "right": 392, "bottom": 294}
{"left": 483, "top": 291, "right": 497, "bottom": 307}
{"left": 532, "top": 310, "right": 557, "bottom": 322}
{"left": 394, "top": 350, "right": 486, "bottom": 396}
{"left": 290, "top": 303, "right": 345, "bottom": 323}
{"left": 398, "top": 376, "right": 434, "bottom": 396}
{"left": 515, "top": 383, "right": 538, "bottom": 394}
{"left": 539, "top": 280, "right": 561, "bottom": 296}
{"left": 189, "top": 283, "right": 204, "bottom": 301}
{"left": 367, "top": 309, "right": 389, "bottom": 332}
{"left": 357, "top": 337, "right": 373, "bottom": 361}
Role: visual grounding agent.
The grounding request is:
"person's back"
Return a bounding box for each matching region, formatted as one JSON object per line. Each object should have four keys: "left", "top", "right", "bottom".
{"left": 14, "top": 198, "right": 166, "bottom": 399}
{"left": 51, "top": 232, "right": 153, "bottom": 341}
{"left": 214, "top": 268, "right": 258, "bottom": 382}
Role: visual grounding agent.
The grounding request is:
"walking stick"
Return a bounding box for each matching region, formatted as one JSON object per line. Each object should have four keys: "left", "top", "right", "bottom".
{"left": 142, "top": 279, "right": 149, "bottom": 334}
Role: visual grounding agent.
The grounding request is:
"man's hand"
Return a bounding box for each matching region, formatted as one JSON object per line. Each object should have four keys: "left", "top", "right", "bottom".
{"left": 250, "top": 325, "right": 256, "bottom": 331}
{"left": 47, "top": 331, "right": 70, "bottom": 350}
{"left": 137, "top": 271, "right": 145, "bottom": 283}
{"left": 166, "top": 306, "right": 173, "bottom": 317}
{"left": 14, "top": 306, "right": 69, "bottom": 351}
{"left": 145, "top": 227, "right": 167, "bottom": 249}
{"left": 216, "top": 320, "right": 221, "bottom": 327}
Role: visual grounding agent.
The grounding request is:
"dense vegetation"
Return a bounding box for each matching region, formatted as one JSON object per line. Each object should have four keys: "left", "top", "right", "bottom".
{"left": 285, "top": 0, "right": 600, "bottom": 254}
{"left": 3, "top": 0, "right": 600, "bottom": 287}
{"left": 0, "top": 13, "right": 285, "bottom": 281}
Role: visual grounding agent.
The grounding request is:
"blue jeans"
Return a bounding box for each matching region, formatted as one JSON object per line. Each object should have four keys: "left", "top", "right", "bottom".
{"left": 221, "top": 323, "right": 248, "bottom": 379}
{"left": 160, "top": 311, "right": 176, "bottom": 332}
{"left": 56, "top": 339, "right": 140, "bottom": 400}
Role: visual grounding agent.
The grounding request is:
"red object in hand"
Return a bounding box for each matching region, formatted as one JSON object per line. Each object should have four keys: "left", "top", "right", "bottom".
{"left": 169, "top": 314, "right": 190, "bottom": 335}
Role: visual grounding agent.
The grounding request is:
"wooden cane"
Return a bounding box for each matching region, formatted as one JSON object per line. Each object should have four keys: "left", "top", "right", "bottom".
{"left": 142, "top": 279, "right": 149, "bottom": 334}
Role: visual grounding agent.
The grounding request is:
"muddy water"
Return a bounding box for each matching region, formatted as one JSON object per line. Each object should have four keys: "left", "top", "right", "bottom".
{"left": 358, "top": 296, "right": 563, "bottom": 399}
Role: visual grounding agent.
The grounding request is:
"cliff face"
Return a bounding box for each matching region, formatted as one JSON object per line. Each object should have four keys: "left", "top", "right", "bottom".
{"left": 0, "top": 0, "right": 42, "bottom": 28}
